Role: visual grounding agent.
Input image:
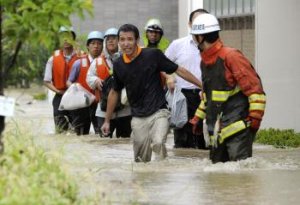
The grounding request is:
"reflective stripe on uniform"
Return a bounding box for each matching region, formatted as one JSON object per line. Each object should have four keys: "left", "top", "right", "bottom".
{"left": 249, "top": 102, "right": 266, "bottom": 111}
{"left": 54, "top": 50, "right": 60, "bottom": 56}
{"left": 196, "top": 109, "right": 206, "bottom": 119}
{"left": 199, "top": 100, "right": 206, "bottom": 110}
{"left": 82, "top": 58, "right": 88, "bottom": 67}
{"left": 195, "top": 101, "right": 206, "bottom": 119}
{"left": 212, "top": 86, "right": 241, "bottom": 102}
{"left": 218, "top": 120, "right": 248, "bottom": 144}
{"left": 202, "top": 92, "right": 207, "bottom": 102}
{"left": 209, "top": 135, "right": 217, "bottom": 147}
{"left": 248, "top": 94, "right": 266, "bottom": 103}
{"left": 97, "top": 57, "right": 102, "bottom": 65}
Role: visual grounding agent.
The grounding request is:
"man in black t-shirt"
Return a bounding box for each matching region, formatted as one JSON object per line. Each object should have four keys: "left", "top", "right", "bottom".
{"left": 101, "top": 24, "right": 202, "bottom": 162}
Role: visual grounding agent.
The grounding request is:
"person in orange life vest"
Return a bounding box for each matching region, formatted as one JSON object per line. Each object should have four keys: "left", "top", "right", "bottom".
{"left": 190, "top": 14, "right": 266, "bottom": 163}
{"left": 66, "top": 31, "right": 104, "bottom": 135}
{"left": 101, "top": 24, "right": 202, "bottom": 162}
{"left": 86, "top": 28, "right": 132, "bottom": 138}
{"left": 43, "top": 26, "right": 79, "bottom": 134}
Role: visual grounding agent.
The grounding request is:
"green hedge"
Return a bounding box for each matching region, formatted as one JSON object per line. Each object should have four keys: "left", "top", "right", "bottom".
{"left": 255, "top": 128, "right": 300, "bottom": 148}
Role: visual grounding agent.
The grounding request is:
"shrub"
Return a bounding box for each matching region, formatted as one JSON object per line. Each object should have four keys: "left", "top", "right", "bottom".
{"left": 255, "top": 128, "right": 300, "bottom": 148}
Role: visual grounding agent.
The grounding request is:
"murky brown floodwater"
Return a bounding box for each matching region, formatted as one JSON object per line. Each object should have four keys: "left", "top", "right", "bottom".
{"left": 6, "top": 88, "right": 300, "bottom": 205}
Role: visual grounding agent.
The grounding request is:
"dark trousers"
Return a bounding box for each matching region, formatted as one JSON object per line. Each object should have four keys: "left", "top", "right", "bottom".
{"left": 70, "top": 106, "right": 91, "bottom": 135}
{"left": 173, "top": 88, "right": 207, "bottom": 149}
{"left": 90, "top": 103, "right": 99, "bottom": 134}
{"left": 98, "top": 115, "right": 132, "bottom": 138}
{"left": 52, "top": 94, "right": 72, "bottom": 133}
{"left": 210, "top": 128, "right": 255, "bottom": 163}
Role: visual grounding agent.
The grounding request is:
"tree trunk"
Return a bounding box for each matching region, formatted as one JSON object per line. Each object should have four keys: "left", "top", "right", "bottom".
{"left": 4, "top": 40, "right": 22, "bottom": 76}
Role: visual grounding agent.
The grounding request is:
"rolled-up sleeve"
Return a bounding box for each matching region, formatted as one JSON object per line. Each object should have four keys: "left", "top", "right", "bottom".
{"left": 68, "top": 60, "right": 81, "bottom": 83}
{"left": 43, "top": 56, "right": 53, "bottom": 82}
{"left": 86, "top": 60, "right": 100, "bottom": 90}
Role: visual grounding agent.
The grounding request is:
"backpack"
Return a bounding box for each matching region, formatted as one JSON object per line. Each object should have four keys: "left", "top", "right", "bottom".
{"left": 100, "top": 75, "right": 124, "bottom": 112}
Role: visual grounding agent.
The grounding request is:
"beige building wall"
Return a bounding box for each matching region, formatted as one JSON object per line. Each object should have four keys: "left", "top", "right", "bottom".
{"left": 72, "top": 0, "right": 178, "bottom": 41}
{"left": 256, "top": 0, "right": 300, "bottom": 131}
{"left": 221, "top": 30, "right": 255, "bottom": 65}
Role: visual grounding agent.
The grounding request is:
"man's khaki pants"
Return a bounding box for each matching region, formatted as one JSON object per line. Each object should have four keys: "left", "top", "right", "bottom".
{"left": 131, "top": 109, "right": 170, "bottom": 162}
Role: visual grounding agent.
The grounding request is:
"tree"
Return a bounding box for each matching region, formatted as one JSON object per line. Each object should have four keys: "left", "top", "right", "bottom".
{"left": 0, "top": 0, "right": 93, "bottom": 153}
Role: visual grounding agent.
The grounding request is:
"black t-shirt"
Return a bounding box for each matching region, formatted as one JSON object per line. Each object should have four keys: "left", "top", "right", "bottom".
{"left": 113, "top": 48, "right": 178, "bottom": 117}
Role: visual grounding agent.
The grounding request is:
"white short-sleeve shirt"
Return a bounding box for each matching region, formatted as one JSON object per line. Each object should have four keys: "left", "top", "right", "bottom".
{"left": 165, "top": 35, "right": 202, "bottom": 89}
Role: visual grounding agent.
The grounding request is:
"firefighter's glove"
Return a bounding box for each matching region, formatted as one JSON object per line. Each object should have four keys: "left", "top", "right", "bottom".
{"left": 246, "top": 116, "right": 261, "bottom": 133}
{"left": 189, "top": 116, "right": 203, "bottom": 135}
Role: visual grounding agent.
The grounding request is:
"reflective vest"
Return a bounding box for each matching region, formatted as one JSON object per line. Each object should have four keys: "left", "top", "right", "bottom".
{"left": 201, "top": 47, "right": 249, "bottom": 144}
{"left": 52, "top": 50, "right": 79, "bottom": 90}
{"left": 96, "top": 55, "right": 112, "bottom": 80}
{"left": 142, "top": 32, "right": 170, "bottom": 52}
{"left": 76, "top": 56, "right": 94, "bottom": 93}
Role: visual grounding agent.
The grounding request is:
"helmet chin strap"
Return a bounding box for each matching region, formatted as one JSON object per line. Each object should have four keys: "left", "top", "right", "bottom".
{"left": 193, "top": 35, "right": 205, "bottom": 52}
{"left": 147, "top": 38, "right": 161, "bottom": 48}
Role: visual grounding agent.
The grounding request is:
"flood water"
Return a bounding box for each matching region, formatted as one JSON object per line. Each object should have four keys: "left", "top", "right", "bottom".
{"left": 6, "top": 89, "right": 300, "bottom": 205}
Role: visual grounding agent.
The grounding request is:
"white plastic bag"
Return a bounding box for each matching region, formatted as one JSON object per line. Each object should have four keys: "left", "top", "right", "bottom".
{"left": 120, "top": 88, "right": 129, "bottom": 106}
{"left": 59, "top": 83, "right": 95, "bottom": 110}
{"left": 203, "top": 119, "right": 210, "bottom": 147}
{"left": 47, "top": 89, "right": 55, "bottom": 105}
{"left": 166, "top": 86, "right": 188, "bottom": 128}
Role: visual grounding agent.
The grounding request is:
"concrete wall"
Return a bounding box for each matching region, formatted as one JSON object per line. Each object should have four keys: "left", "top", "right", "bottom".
{"left": 256, "top": 0, "right": 300, "bottom": 131}
{"left": 221, "top": 30, "right": 255, "bottom": 65}
{"left": 71, "top": 0, "right": 178, "bottom": 42}
{"left": 178, "top": 0, "right": 203, "bottom": 38}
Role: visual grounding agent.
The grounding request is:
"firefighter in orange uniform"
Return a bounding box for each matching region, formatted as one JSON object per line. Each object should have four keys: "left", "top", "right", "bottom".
{"left": 190, "top": 14, "right": 266, "bottom": 163}
{"left": 44, "top": 26, "right": 79, "bottom": 133}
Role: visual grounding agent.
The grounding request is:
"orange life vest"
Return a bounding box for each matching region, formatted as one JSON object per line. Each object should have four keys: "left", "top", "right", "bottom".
{"left": 93, "top": 55, "right": 112, "bottom": 102}
{"left": 76, "top": 55, "right": 94, "bottom": 93}
{"left": 52, "top": 50, "right": 79, "bottom": 90}
{"left": 96, "top": 55, "right": 112, "bottom": 80}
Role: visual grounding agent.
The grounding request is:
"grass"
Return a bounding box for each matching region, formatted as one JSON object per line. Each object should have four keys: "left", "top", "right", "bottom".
{"left": 0, "top": 124, "right": 98, "bottom": 205}
{"left": 255, "top": 128, "right": 300, "bottom": 148}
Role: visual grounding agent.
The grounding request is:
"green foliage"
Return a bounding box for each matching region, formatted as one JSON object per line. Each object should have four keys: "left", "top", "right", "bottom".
{"left": 75, "top": 34, "right": 88, "bottom": 53}
{"left": 0, "top": 124, "right": 97, "bottom": 204}
{"left": 3, "top": 44, "right": 51, "bottom": 87}
{"left": 33, "top": 92, "right": 47, "bottom": 100}
{"left": 1, "top": 0, "right": 93, "bottom": 49}
{"left": 1, "top": 0, "right": 94, "bottom": 87}
{"left": 256, "top": 128, "right": 300, "bottom": 148}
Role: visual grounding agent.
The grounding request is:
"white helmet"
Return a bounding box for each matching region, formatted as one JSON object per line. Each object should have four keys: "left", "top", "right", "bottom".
{"left": 59, "top": 26, "right": 76, "bottom": 39}
{"left": 145, "top": 18, "right": 163, "bottom": 33}
{"left": 104, "top": 28, "right": 118, "bottom": 38}
{"left": 190, "top": 13, "right": 221, "bottom": 35}
{"left": 87, "top": 31, "right": 104, "bottom": 42}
